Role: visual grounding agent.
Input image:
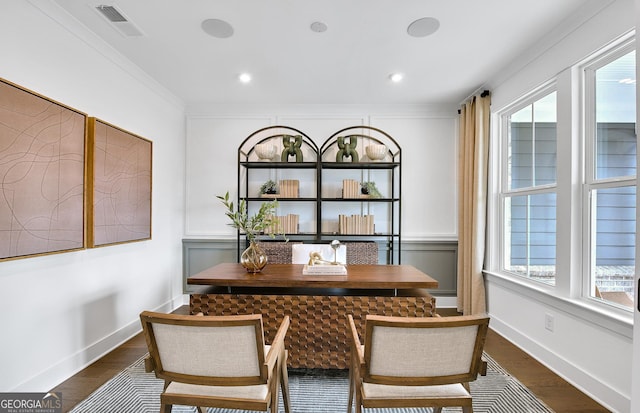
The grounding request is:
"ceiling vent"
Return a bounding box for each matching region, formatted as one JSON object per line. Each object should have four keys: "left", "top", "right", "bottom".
{"left": 95, "top": 4, "right": 144, "bottom": 37}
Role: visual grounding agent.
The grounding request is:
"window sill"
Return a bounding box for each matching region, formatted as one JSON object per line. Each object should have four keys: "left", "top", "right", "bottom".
{"left": 484, "top": 270, "right": 633, "bottom": 339}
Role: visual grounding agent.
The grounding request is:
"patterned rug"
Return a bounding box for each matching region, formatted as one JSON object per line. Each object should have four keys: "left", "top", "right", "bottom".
{"left": 69, "top": 353, "right": 554, "bottom": 412}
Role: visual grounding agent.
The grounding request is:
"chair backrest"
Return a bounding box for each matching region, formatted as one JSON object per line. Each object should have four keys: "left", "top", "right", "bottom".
{"left": 291, "top": 243, "right": 347, "bottom": 264}
{"left": 345, "top": 242, "right": 378, "bottom": 264}
{"left": 363, "top": 314, "right": 489, "bottom": 386}
{"left": 140, "top": 311, "right": 268, "bottom": 386}
{"left": 257, "top": 241, "right": 300, "bottom": 264}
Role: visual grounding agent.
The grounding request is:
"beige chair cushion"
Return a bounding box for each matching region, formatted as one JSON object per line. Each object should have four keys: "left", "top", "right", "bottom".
{"left": 153, "top": 323, "right": 262, "bottom": 377}
{"left": 362, "top": 382, "right": 470, "bottom": 399}
{"left": 369, "top": 325, "right": 479, "bottom": 377}
{"left": 165, "top": 381, "right": 269, "bottom": 401}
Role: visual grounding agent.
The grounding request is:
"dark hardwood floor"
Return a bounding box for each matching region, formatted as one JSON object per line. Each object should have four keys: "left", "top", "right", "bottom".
{"left": 483, "top": 328, "right": 609, "bottom": 412}
{"left": 50, "top": 306, "right": 610, "bottom": 413}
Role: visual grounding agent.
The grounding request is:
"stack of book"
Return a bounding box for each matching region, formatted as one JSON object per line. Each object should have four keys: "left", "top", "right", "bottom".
{"left": 279, "top": 180, "right": 299, "bottom": 198}
{"left": 264, "top": 214, "right": 299, "bottom": 234}
{"left": 338, "top": 214, "right": 374, "bottom": 235}
{"left": 342, "top": 179, "right": 360, "bottom": 198}
{"left": 302, "top": 264, "right": 347, "bottom": 275}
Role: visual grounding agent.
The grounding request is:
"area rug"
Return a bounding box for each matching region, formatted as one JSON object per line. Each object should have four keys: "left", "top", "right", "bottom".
{"left": 69, "top": 353, "right": 554, "bottom": 412}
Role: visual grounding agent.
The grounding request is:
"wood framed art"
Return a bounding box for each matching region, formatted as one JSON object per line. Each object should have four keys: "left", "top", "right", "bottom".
{"left": 87, "top": 118, "right": 152, "bottom": 248}
{"left": 0, "top": 78, "right": 87, "bottom": 260}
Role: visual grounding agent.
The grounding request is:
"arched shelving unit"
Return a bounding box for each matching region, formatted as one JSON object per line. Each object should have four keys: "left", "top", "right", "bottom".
{"left": 237, "top": 125, "right": 401, "bottom": 263}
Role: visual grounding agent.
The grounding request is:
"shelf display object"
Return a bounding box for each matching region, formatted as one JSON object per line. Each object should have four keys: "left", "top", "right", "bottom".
{"left": 320, "top": 126, "right": 401, "bottom": 264}
{"left": 237, "top": 126, "right": 319, "bottom": 258}
{"left": 237, "top": 125, "right": 401, "bottom": 264}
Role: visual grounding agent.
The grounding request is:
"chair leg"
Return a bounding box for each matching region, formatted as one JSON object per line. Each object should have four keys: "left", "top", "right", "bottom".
{"left": 280, "top": 349, "right": 292, "bottom": 413}
{"left": 271, "top": 371, "right": 279, "bottom": 413}
{"left": 433, "top": 408, "right": 442, "bottom": 413}
{"left": 160, "top": 402, "right": 172, "bottom": 413}
{"left": 354, "top": 380, "right": 363, "bottom": 413}
{"left": 347, "top": 356, "right": 354, "bottom": 412}
{"left": 462, "top": 382, "right": 473, "bottom": 412}
{"left": 197, "top": 407, "right": 206, "bottom": 413}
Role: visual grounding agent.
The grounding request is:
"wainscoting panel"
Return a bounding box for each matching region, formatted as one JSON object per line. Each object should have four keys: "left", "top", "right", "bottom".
{"left": 182, "top": 239, "right": 236, "bottom": 293}
{"left": 182, "top": 239, "right": 457, "bottom": 295}
{"left": 400, "top": 240, "right": 458, "bottom": 296}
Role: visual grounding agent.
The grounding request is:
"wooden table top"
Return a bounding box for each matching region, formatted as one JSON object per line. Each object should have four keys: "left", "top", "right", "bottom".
{"left": 187, "top": 263, "right": 439, "bottom": 290}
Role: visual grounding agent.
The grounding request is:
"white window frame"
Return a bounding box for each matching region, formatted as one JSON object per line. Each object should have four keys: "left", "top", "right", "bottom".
{"left": 580, "top": 39, "right": 636, "bottom": 310}
{"left": 487, "top": 33, "right": 635, "bottom": 336}
{"left": 498, "top": 82, "right": 558, "bottom": 285}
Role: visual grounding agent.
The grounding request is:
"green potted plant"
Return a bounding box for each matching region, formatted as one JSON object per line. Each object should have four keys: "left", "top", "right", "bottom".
{"left": 259, "top": 179, "right": 277, "bottom": 196}
{"left": 360, "top": 181, "right": 382, "bottom": 198}
{"left": 217, "top": 191, "right": 286, "bottom": 273}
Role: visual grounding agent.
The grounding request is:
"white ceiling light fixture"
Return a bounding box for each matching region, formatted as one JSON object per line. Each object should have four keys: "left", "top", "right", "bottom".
{"left": 202, "top": 18, "right": 234, "bottom": 38}
{"left": 310, "top": 21, "right": 328, "bottom": 33}
{"left": 238, "top": 73, "right": 252, "bottom": 83}
{"left": 407, "top": 17, "right": 440, "bottom": 38}
{"left": 389, "top": 73, "right": 404, "bottom": 83}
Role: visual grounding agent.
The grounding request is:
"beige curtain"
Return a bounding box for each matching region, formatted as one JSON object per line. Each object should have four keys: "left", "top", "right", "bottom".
{"left": 457, "top": 92, "right": 490, "bottom": 315}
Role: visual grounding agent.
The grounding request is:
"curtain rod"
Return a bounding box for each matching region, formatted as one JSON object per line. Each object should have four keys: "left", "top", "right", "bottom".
{"left": 457, "top": 89, "right": 490, "bottom": 114}
{"left": 460, "top": 87, "right": 490, "bottom": 104}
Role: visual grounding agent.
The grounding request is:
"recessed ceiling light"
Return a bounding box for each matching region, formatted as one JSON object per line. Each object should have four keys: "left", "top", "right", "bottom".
{"left": 202, "top": 18, "right": 234, "bottom": 38}
{"left": 310, "top": 21, "right": 328, "bottom": 33}
{"left": 389, "top": 73, "right": 404, "bottom": 83}
{"left": 239, "top": 73, "right": 252, "bottom": 83}
{"left": 407, "top": 17, "right": 440, "bottom": 38}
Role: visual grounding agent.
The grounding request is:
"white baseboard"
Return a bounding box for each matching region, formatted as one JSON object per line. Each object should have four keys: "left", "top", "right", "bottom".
{"left": 13, "top": 298, "right": 179, "bottom": 393}
{"left": 489, "top": 314, "right": 629, "bottom": 413}
{"left": 433, "top": 295, "right": 457, "bottom": 308}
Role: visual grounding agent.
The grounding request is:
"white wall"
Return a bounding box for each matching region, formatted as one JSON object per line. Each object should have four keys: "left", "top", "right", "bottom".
{"left": 486, "top": 0, "right": 634, "bottom": 411}
{"left": 0, "top": 1, "right": 186, "bottom": 391}
{"left": 185, "top": 104, "right": 459, "bottom": 242}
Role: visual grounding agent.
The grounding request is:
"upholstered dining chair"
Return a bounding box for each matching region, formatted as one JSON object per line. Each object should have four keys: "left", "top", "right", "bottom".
{"left": 140, "top": 311, "right": 291, "bottom": 413}
{"left": 291, "top": 243, "right": 347, "bottom": 264}
{"left": 344, "top": 242, "right": 378, "bottom": 264}
{"left": 347, "top": 314, "right": 490, "bottom": 413}
{"left": 291, "top": 242, "right": 378, "bottom": 265}
{"left": 257, "top": 241, "right": 300, "bottom": 264}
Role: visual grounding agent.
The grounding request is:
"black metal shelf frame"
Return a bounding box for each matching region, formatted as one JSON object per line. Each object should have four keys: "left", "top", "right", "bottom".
{"left": 237, "top": 125, "right": 401, "bottom": 264}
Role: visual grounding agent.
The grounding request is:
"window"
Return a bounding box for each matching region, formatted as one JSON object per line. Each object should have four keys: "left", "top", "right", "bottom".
{"left": 495, "top": 37, "right": 636, "bottom": 312}
{"left": 501, "top": 89, "right": 557, "bottom": 285}
{"left": 584, "top": 47, "right": 636, "bottom": 309}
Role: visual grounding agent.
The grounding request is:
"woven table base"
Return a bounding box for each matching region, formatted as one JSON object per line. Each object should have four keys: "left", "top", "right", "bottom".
{"left": 190, "top": 292, "right": 436, "bottom": 369}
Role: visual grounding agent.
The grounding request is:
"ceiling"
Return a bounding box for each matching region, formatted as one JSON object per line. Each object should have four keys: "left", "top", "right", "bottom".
{"left": 52, "top": 0, "right": 594, "bottom": 106}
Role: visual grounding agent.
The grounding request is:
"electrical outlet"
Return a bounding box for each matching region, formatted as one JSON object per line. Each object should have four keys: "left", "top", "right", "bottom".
{"left": 545, "top": 314, "right": 554, "bottom": 332}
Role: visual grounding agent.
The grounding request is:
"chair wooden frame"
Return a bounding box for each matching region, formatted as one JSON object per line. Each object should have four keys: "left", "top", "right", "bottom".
{"left": 347, "top": 314, "right": 490, "bottom": 413}
{"left": 140, "top": 311, "right": 291, "bottom": 413}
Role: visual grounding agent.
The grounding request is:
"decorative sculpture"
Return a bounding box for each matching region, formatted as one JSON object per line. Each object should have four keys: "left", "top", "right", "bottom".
{"left": 307, "top": 240, "right": 342, "bottom": 266}
{"left": 336, "top": 135, "right": 359, "bottom": 162}
{"left": 281, "top": 135, "right": 303, "bottom": 162}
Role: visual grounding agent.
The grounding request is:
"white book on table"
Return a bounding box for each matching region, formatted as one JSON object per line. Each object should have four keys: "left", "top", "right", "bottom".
{"left": 302, "top": 264, "right": 347, "bottom": 275}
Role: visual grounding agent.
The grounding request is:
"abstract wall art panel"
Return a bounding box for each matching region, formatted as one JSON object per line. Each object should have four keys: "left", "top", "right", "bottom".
{"left": 0, "top": 78, "right": 87, "bottom": 260}
{"left": 88, "top": 118, "right": 152, "bottom": 247}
